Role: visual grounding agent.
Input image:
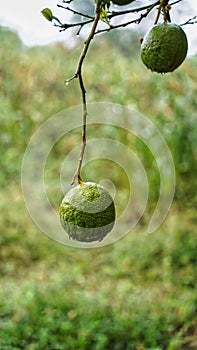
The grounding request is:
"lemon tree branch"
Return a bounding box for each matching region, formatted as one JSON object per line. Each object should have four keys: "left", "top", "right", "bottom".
{"left": 181, "top": 15, "right": 197, "bottom": 26}
{"left": 108, "top": 0, "right": 160, "bottom": 19}
{"left": 69, "top": 0, "right": 102, "bottom": 185}
{"left": 95, "top": 1, "right": 159, "bottom": 35}
{"left": 57, "top": 4, "right": 94, "bottom": 20}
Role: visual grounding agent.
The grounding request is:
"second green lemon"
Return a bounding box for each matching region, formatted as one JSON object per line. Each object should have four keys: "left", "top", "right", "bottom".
{"left": 140, "top": 23, "right": 188, "bottom": 73}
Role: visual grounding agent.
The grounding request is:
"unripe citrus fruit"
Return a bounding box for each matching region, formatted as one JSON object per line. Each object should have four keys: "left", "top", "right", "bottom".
{"left": 59, "top": 182, "right": 115, "bottom": 242}
{"left": 140, "top": 23, "right": 188, "bottom": 73}
{"left": 112, "top": 0, "right": 133, "bottom": 5}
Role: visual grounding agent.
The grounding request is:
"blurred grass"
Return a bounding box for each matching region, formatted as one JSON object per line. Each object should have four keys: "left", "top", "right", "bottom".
{"left": 0, "top": 26, "right": 197, "bottom": 349}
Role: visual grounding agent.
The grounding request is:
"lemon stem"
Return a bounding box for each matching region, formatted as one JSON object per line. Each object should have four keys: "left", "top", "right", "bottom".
{"left": 154, "top": 0, "right": 170, "bottom": 25}
{"left": 70, "top": 1, "right": 102, "bottom": 185}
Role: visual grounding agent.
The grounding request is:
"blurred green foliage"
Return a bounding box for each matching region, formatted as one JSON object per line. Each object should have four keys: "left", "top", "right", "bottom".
{"left": 0, "top": 26, "right": 196, "bottom": 349}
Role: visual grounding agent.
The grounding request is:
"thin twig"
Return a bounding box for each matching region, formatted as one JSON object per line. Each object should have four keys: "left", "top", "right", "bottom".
{"left": 170, "top": 0, "right": 183, "bottom": 5}
{"left": 53, "top": 0, "right": 186, "bottom": 34}
{"left": 154, "top": 0, "right": 173, "bottom": 24}
{"left": 54, "top": 19, "right": 93, "bottom": 32}
{"left": 70, "top": 0, "right": 101, "bottom": 185}
{"left": 55, "top": 1, "right": 161, "bottom": 35}
{"left": 108, "top": 1, "right": 160, "bottom": 19}
{"left": 95, "top": 1, "right": 158, "bottom": 35}
{"left": 181, "top": 15, "right": 197, "bottom": 26}
{"left": 154, "top": 0, "right": 164, "bottom": 24}
{"left": 57, "top": 4, "right": 94, "bottom": 20}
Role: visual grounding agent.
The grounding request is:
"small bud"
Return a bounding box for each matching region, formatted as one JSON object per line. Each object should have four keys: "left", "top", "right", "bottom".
{"left": 165, "top": 4, "right": 172, "bottom": 11}
{"left": 41, "top": 8, "right": 53, "bottom": 22}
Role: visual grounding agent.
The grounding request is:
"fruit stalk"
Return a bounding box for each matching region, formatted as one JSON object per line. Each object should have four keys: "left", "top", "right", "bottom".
{"left": 70, "top": 1, "right": 102, "bottom": 185}
{"left": 154, "top": 0, "right": 171, "bottom": 25}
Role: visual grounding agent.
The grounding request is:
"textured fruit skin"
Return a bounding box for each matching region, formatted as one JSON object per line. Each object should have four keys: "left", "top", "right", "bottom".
{"left": 59, "top": 182, "right": 115, "bottom": 242}
{"left": 140, "top": 23, "right": 188, "bottom": 73}
{"left": 112, "top": 0, "right": 133, "bottom": 5}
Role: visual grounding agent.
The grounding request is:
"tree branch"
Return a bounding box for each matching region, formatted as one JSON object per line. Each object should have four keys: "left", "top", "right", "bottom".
{"left": 69, "top": 0, "right": 101, "bottom": 185}
{"left": 108, "top": 1, "right": 160, "bottom": 19}
{"left": 95, "top": 1, "right": 159, "bottom": 35}
{"left": 53, "top": 1, "right": 162, "bottom": 34}
{"left": 57, "top": 4, "right": 94, "bottom": 20}
{"left": 52, "top": 0, "right": 188, "bottom": 37}
{"left": 181, "top": 15, "right": 197, "bottom": 26}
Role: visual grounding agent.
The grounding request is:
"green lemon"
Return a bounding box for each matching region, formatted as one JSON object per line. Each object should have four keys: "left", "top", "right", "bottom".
{"left": 140, "top": 23, "right": 188, "bottom": 73}
{"left": 112, "top": 0, "right": 134, "bottom": 5}
{"left": 59, "top": 182, "right": 116, "bottom": 242}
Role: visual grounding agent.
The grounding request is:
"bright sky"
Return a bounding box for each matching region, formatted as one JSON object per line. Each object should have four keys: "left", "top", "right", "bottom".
{"left": 0, "top": 0, "right": 197, "bottom": 55}
{"left": 0, "top": 0, "right": 73, "bottom": 46}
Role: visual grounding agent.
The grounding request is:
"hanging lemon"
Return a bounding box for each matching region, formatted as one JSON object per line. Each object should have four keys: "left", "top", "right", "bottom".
{"left": 59, "top": 182, "right": 115, "bottom": 242}
{"left": 140, "top": 23, "right": 188, "bottom": 73}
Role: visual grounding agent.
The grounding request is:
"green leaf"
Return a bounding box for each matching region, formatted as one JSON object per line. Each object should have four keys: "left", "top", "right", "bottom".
{"left": 41, "top": 8, "right": 53, "bottom": 22}
{"left": 100, "top": 7, "right": 110, "bottom": 25}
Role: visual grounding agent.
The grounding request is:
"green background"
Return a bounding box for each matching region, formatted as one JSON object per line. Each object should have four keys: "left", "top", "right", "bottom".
{"left": 0, "top": 27, "right": 196, "bottom": 349}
